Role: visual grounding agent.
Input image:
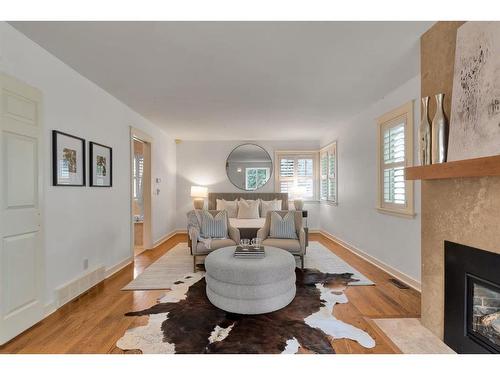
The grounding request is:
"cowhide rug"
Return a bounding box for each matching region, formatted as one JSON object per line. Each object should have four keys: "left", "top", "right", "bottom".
{"left": 117, "top": 268, "right": 376, "bottom": 354}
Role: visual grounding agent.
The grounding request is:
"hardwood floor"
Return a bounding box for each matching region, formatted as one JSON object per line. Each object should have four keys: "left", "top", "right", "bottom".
{"left": 0, "top": 233, "right": 420, "bottom": 354}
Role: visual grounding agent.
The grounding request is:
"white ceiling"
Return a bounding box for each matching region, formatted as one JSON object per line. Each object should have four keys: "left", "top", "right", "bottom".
{"left": 10, "top": 21, "right": 433, "bottom": 140}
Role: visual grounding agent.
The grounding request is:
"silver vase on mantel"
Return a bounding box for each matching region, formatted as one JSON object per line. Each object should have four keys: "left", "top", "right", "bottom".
{"left": 419, "top": 96, "right": 431, "bottom": 165}
{"left": 431, "top": 93, "right": 449, "bottom": 164}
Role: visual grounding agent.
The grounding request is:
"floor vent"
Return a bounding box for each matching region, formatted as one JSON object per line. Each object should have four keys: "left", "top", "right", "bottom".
{"left": 56, "top": 266, "right": 105, "bottom": 307}
{"left": 389, "top": 278, "right": 410, "bottom": 289}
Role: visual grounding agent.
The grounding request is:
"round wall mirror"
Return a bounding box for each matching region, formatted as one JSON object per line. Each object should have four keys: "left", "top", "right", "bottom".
{"left": 226, "top": 144, "right": 272, "bottom": 191}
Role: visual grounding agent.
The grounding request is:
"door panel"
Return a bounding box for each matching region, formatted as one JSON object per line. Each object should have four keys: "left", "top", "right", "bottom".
{"left": 1, "top": 208, "right": 40, "bottom": 238}
{"left": 3, "top": 90, "right": 38, "bottom": 125}
{"left": 3, "top": 233, "right": 38, "bottom": 317}
{"left": 0, "top": 73, "right": 44, "bottom": 345}
{"left": 5, "top": 132, "right": 38, "bottom": 208}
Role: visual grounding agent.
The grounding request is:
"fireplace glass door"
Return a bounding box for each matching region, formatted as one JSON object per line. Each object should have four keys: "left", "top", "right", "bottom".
{"left": 467, "top": 274, "right": 500, "bottom": 353}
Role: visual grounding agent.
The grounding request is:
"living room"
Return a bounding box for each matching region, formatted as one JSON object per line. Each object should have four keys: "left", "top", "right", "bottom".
{"left": 1, "top": 1, "right": 499, "bottom": 374}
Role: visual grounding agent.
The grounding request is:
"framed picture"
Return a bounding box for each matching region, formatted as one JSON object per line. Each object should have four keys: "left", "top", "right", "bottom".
{"left": 448, "top": 22, "right": 500, "bottom": 161}
{"left": 52, "top": 130, "right": 86, "bottom": 186}
{"left": 89, "top": 141, "right": 112, "bottom": 187}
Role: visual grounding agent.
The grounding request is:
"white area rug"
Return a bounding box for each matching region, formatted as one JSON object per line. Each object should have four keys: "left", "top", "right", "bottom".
{"left": 122, "top": 241, "right": 373, "bottom": 291}
{"left": 305, "top": 241, "right": 373, "bottom": 286}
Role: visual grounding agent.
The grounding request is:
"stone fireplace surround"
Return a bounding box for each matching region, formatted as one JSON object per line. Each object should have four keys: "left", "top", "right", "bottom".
{"left": 419, "top": 23, "right": 500, "bottom": 345}
{"left": 420, "top": 176, "right": 500, "bottom": 340}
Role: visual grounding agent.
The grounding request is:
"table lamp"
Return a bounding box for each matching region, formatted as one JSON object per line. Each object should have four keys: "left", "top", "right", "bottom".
{"left": 190, "top": 186, "right": 208, "bottom": 209}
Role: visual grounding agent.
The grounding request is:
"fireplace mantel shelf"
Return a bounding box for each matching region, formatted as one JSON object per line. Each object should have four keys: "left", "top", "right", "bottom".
{"left": 405, "top": 155, "right": 500, "bottom": 180}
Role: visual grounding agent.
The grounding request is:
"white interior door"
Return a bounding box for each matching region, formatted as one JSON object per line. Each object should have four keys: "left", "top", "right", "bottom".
{"left": 0, "top": 73, "right": 44, "bottom": 345}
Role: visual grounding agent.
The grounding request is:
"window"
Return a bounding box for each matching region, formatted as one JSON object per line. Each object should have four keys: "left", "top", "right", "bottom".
{"left": 245, "top": 167, "right": 270, "bottom": 190}
{"left": 133, "top": 154, "right": 144, "bottom": 200}
{"left": 275, "top": 151, "right": 318, "bottom": 200}
{"left": 377, "top": 101, "right": 414, "bottom": 217}
{"left": 320, "top": 141, "right": 337, "bottom": 204}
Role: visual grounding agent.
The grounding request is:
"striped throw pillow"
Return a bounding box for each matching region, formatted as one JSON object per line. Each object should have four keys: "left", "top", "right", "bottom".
{"left": 201, "top": 210, "right": 228, "bottom": 239}
{"left": 270, "top": 212, "right": 297, "bottom": 239}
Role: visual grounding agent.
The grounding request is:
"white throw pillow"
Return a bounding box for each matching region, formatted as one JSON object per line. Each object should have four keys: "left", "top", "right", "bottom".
{"left": 237, "top": 199, "right": 260, "bottom": 219}
{"left": 260, "top": 199, "right": 282, "bottom": 218}
{"left": 216, "top": 199, "right": 238, "bottom": 218}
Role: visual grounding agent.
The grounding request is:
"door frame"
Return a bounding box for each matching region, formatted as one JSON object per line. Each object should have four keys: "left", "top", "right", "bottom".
{"left": 130, "top": 127, "right": 153, "bottom": 256}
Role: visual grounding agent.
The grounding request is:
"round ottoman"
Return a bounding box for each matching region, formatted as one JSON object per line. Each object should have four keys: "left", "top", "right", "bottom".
{"left": 204, "top": 246, "right": 296, "bottom": 314}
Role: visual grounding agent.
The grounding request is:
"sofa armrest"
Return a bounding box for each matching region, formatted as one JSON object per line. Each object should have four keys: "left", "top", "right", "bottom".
{"left": 258, "top": 212, "right": 272, "bottom": 240}
{"left": 188, "top": 226, "right": 200, "bottom": 255}
{"left": 298, "top": 227, "right": 306, "bottom": 254}
{"left": 228, "top": 225, "right": 240, "bottom": 244}
{"left": 257, "top": 227, "right": 268, "bottom": 241}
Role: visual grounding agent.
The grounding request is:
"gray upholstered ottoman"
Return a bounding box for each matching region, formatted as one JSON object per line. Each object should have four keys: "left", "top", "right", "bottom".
{"left": 204, "top": 246, "right": 296, "bottom": 314}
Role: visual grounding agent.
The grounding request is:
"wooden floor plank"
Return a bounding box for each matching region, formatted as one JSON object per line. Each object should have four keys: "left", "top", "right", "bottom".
{"left": 0, "top": 233, "right": 420, "bottom": 354}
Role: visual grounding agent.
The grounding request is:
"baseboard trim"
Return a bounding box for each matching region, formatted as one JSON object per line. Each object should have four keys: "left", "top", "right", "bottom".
{"left": 44, "top": 302, "right": 57, "bottom": 317}
{"left": 105, "top": 256, "right": 133, "bottom": 279}
{"left": 319, "top": 230, "right": 421, "bottom": 292}
{"left": 153, "top": 230, "right": 185, "bottom": 248}
{"left": 44, "top": 256, "right": 134, "bottom": 319}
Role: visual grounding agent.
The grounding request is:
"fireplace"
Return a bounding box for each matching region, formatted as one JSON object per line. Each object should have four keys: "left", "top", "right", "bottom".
{"left": 444, "top": 241, "right": 500, "bottom": 353}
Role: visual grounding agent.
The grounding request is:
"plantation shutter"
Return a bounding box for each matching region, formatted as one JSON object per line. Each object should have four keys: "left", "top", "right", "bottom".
{"left": 382, "top": 120, "right": 406, "bottom": 205}
{"left": 279, "top": 158, "right": 295, "bottom": 194}
{"left": 320, "top": 142, "right": 337, "bottom": 203}
{"left": 297, "top": 157, "right": 314, "bottom": 198}
{"left": 328, "top": 147, "right": 336, "bottom": 202}
{"left": 133, "top": 155, "right": 144, "bottom": 199}
{"left": 320, "top": 151, "right": 328, "bottom": 200}
{"left": 376, "top": 101, "right": 414, "bottom": 216}
{"left": 277, "top": 153, "right": 316, "bottom": 200}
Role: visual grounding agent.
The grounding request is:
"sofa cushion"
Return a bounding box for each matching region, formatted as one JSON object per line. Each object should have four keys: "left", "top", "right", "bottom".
{"left": 260, "top": 199, "right": 282, "bottom": 218}
{"left": 196, "top": 239, "right": 236, "bottom": 254}
{"left": 270, "top": 211, "right": 297, "bottom": 239}
{"left": 216, "top": 199, "right": 238, "bottom": 218}
{"left": 262, "top": 238, "right": 302, "bottom": 253}
{"left": 201, "top": 210, "right": 228, "bottom": 238}
{"left": 237, "top": 199, "right": 260, "bottom": 219}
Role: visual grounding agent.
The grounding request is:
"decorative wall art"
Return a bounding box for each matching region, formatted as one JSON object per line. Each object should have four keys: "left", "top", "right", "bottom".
{"left": 89, "top": 141, "right": 112, "bottom": 187}
{"left": 52, "top": 130, "right": 86, "bottom": 186}
{"left": 448, "top": 22, "right": 500, "bottom": 161}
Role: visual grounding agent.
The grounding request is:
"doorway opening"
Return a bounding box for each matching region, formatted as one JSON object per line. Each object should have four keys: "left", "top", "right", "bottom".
{"left": 130, "top": 127, "right": 152, "bottom": 256}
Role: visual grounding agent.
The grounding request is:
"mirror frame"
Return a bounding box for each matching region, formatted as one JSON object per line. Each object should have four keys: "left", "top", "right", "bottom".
{"left": 225, "top": 143, "right": 273, "bottom": 191}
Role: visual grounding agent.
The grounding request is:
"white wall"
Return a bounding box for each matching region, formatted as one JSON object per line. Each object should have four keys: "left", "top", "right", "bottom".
{"left": 176, "top": 140, "right": 321, "bottom": 230}
{"left": 319, "top": 75, "right": 421, "bottom": 283}
{"left": 0, "top": 22, "right": 177, "bottom": 305}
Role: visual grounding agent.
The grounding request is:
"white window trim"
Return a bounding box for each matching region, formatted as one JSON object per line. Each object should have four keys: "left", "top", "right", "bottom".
{"left": 274, "top": 150, "right": 319, "bottom": 202}
{"left": 376, "top": 101, "right": 415, "bottom": 218}
{"left": 320, "top": 141, "right": 338, "bottom": 206}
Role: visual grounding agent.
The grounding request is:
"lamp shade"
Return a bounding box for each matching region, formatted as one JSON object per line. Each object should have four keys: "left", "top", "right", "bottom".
{"left": 190, "top": 186, "right": 208, "bottom": 198}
